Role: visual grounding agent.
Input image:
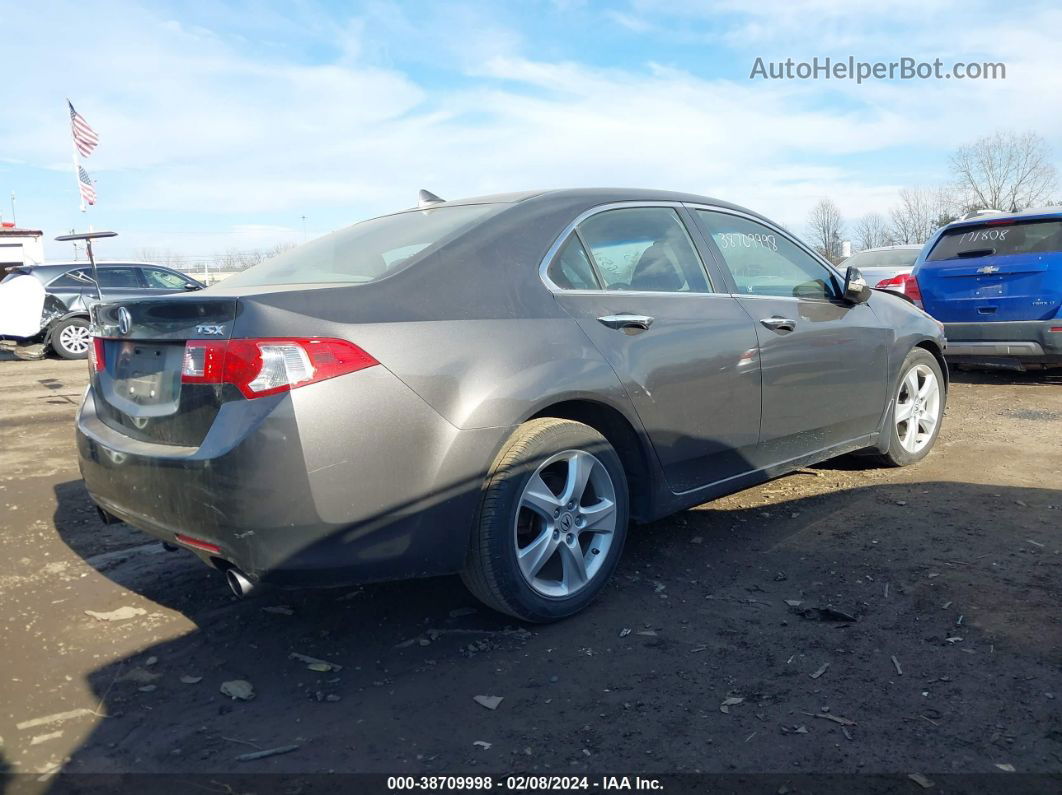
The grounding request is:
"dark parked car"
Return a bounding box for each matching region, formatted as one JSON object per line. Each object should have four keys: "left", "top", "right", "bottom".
{"left": 77, "top": 189, "right": 947, "bottom": 621}
{"left": 1, "top": 261, "right": 203, "bottom": 358}
{"left": 912, "top": 208, "right": 1062, "bottom": 370}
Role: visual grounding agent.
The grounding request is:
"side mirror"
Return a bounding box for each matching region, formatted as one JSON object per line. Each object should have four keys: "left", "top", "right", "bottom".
{"left": 843, "top": 266, "right": 871, "bottom": 304}
{"left": 183, "top": 282, "right": 202, "bottom": 290}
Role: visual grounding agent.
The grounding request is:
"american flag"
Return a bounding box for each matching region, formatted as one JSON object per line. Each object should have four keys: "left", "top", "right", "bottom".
{"left": 78, "top": 166, "right": 97, "bottom": 205}
{"left": 68, "top": 100, "right": 99, "bottom": 157}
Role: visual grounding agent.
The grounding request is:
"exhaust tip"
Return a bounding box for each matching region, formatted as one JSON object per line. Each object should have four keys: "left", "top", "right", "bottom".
{"left": 225, "top": 567, "right": 255, "bottom": 598}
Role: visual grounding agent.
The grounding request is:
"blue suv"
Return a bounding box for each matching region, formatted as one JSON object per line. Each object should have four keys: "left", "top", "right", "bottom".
{"left": 911, "top": 208, "right": 1062, "bottom": 370}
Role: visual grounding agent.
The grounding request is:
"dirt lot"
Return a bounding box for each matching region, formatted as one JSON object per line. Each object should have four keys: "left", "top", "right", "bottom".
{"left": 0, "top": 354, "right": 1060, "bottom": 786}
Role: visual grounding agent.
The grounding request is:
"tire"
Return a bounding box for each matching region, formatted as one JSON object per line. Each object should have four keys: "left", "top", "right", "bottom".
{"left": 875, "top": 348, "right": 946, "bottom": 467}
{"left": 461, "top": 418, "right": 629, "bottom": 623}
{"left": 51, "top": 317, "right": 92, "bottom": 360}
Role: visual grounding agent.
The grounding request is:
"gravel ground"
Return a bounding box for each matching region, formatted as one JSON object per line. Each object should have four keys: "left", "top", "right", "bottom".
{"left": 0, "top": 355, "right": 1060, "bottom": 785}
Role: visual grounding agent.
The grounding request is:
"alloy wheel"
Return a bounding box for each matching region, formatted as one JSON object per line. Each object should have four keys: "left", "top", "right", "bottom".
{"left": 514, "top": 449, "right": 617, "bottom": 598}
{"left": 894, "top": 363, "right": 941, "bottom": 454}
{"left": 58, "top": 324, "right": 91, "bottom": 355}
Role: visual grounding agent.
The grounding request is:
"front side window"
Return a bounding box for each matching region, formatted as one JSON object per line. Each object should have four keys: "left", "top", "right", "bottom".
{"left": 143, "top": 268, "right": 192, "bottom": 289}
{"left": 97, "top": 268, "right": 142, "bottom": 288}
{"left": 697, "top": 211, "right": 838, "bottom": 300}
{"left": 577, "top": 207, "right": 711, "bottom": 293}
{"left": 221, "top": 204, "right": 501, "bottom": 287}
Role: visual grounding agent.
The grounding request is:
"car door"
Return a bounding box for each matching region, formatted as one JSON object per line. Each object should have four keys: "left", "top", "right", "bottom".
{"left": 44, "top": 268, "right": 95, "bottom": 311}
{"left": 92, "top": 266, "right": 148, "bottom": 306}
{"left": 691, "top": 208, "right": 890, "bottom": 465}
{"left": 545, "top": 204, "right": 762, "bottom": 493}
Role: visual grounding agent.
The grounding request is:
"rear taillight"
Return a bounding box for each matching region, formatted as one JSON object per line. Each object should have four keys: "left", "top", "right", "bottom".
{"left": 180, "top": 338, "right": 377, "bottom": 398}
{"left": 88, "top": 337, "right": 105, "bottom": 373}
{"left": 875, "top": 273, "right": 923, "bottom": 309}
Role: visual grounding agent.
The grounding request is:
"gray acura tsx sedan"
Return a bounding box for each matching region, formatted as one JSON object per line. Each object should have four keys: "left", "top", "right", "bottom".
{"left": 77, "top": 188, "right": 947, "bottom": 622}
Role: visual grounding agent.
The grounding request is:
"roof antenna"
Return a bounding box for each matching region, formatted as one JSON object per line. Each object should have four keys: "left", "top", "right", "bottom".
{"left": 418, "top": 189, "right": 445, "bottom": 208}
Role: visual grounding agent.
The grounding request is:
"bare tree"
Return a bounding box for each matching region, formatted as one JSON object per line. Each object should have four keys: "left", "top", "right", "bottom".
{"left": 888, "top": 187, "right": 958, "bottom": 245}
{"left": 853, "top": 213, "right": 893, "bottom": 250}
{"left": 133, "top": 247, "right": 186, "bottom": 269}
{"left": 950, "top": 130, "right": 1057, "bottom": 212}
{"left": 262, "top": 241, "right": 296, "bottom": 259}
{"left": 806, "top": 197, "right": 845, "bottom": 262}
{"left": 132, "top": 241, "right": 298, "bottom": 274}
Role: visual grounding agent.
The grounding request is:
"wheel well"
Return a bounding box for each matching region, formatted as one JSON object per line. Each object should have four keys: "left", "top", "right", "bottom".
{"left": 915, "top": 339, "right": 949, "bottom": 390}
{"left": 530, "top": 400, "right": 652, "bottom": 522}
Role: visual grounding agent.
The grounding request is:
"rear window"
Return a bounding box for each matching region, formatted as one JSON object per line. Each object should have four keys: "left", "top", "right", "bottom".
{"left": 926, "top": 219, "right": 1062, "bottom": 261}
{"left": 221, "top": 204, "right": 501, "bottom": 287}
{"left": 845, "top": 248, "right": 920, "bottom": 268}
{"left": 1, "top": 268, "right": 34, "bottom": 283}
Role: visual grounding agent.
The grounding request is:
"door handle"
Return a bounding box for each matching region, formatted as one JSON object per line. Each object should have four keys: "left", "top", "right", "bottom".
{"left": 597, "top": 314, "right": 654, "bottom": 332}
{"left": 760, "top": 316, "right": 796, "bottom": 332}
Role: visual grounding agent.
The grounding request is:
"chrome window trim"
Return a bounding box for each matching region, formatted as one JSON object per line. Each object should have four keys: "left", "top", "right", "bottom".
{"left": 539, "top": 201, "right": 719, "bottom": 296}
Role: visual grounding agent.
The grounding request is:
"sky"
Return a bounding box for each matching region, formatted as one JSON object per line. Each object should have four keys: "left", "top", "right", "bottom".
{"left": 1, "top": 0, "right": 1061, "bottom": 263}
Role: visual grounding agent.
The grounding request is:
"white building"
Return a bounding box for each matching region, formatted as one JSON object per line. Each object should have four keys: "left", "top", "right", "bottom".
{"left": 0, "top": 223, "right": 44, "bottom": 276}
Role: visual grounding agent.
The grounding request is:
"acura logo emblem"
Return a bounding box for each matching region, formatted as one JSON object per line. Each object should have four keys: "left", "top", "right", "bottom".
{"left": 117, "top": 307, "right": 132, "bottom": 335}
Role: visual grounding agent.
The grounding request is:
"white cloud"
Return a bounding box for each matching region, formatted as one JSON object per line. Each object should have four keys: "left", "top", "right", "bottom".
{"left": 1, "top": 0, "right": 1060, "bottom": 257}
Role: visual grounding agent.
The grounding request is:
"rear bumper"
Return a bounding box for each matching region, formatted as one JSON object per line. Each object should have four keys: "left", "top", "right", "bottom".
{"left": 942, "top": 320, "right": 1062, "bottom": 364}
{"left": 76, "top": 367, "right": 508, "bottom": 587}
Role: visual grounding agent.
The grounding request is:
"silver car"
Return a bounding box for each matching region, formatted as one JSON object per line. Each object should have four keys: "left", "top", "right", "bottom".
{"left": 77, "top": 189, "right": 947, "bottom": 622}
{"left": 842, "top": 244, "right": 923, "bottom": 295}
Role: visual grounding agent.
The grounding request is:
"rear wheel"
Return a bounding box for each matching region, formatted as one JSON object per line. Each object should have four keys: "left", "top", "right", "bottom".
{"left": 51, "top": 317, "right": 91, "bottom": 360}
{"left": 462, "top": 418, "right": 629, "bottom": 622}
{"left": 876, "top": 348, "right": 945, "bottom": 466}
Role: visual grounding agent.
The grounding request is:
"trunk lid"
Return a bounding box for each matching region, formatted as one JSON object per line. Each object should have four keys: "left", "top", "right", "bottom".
{"left": 917, "top": 218, "right": 1062, "bottom": 322}
{"left": 91, "top": 297, "right": 239, "bottom": 447}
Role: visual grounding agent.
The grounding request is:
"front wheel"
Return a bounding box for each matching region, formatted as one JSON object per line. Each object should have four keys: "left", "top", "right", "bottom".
{"left": 876, "top": 348, "right": 946, "bottom": 467}
{"left": 461, "top": 418, "right": 629, "bottom": 622}
{"left": 51, "top": 317, "right": 92, "bottom": 360}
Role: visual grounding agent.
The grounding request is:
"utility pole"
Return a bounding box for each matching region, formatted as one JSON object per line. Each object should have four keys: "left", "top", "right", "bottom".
{"left": 301, "top": 215, "right": 307, "bottom": 242}
{"left": 9, "top": 192, "right": 15, "bottom": 226}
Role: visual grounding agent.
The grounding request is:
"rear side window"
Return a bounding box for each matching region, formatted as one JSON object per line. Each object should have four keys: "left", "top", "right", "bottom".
{"left": 927, "top": 219, "right": 1062, "bottom": 261}
{"left": 577, "top": 207, "right": 711, "bottom": 292}
{"left": 49, "top": 269, "right": 95, "bottom": 287}
{"left": 221, "top": 204, "right": 501, "bottom": 287}
{"left": 548, "top": 236, "right": 601, "bottom": 290}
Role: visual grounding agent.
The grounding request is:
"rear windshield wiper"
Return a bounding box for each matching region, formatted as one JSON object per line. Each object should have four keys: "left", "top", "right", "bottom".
{"left": 956, "top": 248, "right": 995, "bottom": 258}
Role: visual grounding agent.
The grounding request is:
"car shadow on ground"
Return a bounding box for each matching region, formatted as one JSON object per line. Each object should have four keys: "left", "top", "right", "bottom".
{"left": 949, "top": 366, "right": 1062, "bottom": 387}
{"left": 41, "top": 475, "right": 1062, "bottom": 784}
